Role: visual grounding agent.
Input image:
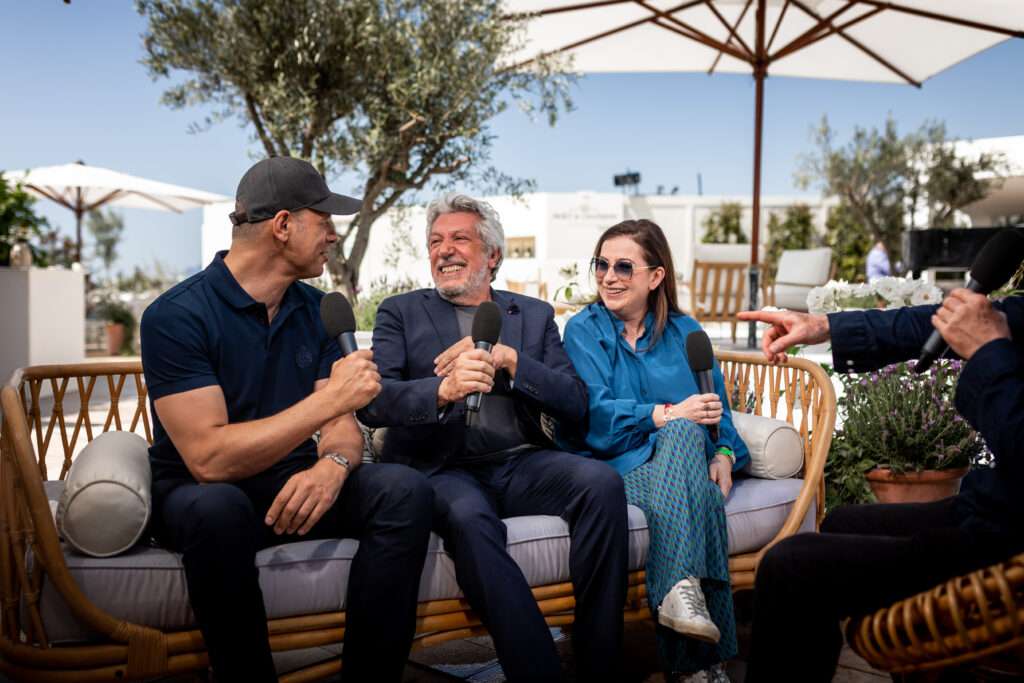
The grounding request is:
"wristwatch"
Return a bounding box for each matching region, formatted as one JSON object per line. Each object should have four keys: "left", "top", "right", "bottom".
{"left": 320, "top": 451, "right": 351, "bottom": 473}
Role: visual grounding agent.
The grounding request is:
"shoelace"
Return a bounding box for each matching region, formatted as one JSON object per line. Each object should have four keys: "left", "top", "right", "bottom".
{"left": 674, "top": 581, "right": 708, "bottom": 616}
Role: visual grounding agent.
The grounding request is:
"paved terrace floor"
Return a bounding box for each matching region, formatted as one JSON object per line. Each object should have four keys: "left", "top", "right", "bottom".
{"left": 116, "top": 598, "right": 892, "bottom": 682}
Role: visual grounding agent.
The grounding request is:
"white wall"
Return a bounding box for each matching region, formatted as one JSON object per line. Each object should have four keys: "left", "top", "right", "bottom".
{"left": 0, "top": 267, "right": 85, "bottom": 384}
{"left": 199, "top": 192, "right": 834, "bottom": 299}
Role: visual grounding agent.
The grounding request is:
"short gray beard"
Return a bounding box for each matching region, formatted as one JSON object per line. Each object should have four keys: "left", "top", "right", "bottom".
{"left": 436, "top": 263, "right": 491, "bottom": 304}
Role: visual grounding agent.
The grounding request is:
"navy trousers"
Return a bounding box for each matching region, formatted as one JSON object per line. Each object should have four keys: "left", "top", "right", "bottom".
{"left": 428, "top": 448, "right": 629, "bottom": 683}
{"left": 748, "top": 498, "right": 1020, "bottom": 682}
{"left": 152, "top": 461, "right": 434, "bottom": 683}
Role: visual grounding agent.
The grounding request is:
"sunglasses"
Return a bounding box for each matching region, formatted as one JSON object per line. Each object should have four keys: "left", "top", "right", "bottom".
{"left": 590, "top": 257, "right": 658, "bottom": 282}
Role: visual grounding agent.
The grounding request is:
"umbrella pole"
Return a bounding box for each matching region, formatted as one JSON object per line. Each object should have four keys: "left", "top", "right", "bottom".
{"left": 75, "top": 209, "right": 83, "bottom": 265}
{"left": 747, "top": 2, "right": 767, "bottom": 350}
{"left": 75, "top": 186, "right": 83, "bottom": 265}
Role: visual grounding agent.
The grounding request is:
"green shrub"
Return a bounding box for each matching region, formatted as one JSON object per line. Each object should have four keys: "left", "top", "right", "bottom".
{"left": 701, "top": 202, "right": 747, "bottom": 244}
{"left": 824, "top": 202, "right": 872, "bottom": 283}
{"left": 95, "top": 300, "right": 137, "bottom": 355}
{"left": 765, "top": 203, "right": 817, "bottom": 277}
{"left": 354, "top": 275, "right": 421, "bottom": 330}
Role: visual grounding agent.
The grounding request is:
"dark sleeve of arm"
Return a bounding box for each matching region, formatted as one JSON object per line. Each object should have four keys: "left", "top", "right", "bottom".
{"left": 955, "top": 339, "right": 1024, "bottom": 486}
{"left": 140, "top": 301, "right": 218, "bottom": 400}
{"left": 513, "top": 306, "right": 589, "bottom": 423}
{"left": 829, "top": 304, "right": 942, "bottom": 373}
{"left": 356, "top": 298, "right": 447, "bottom": 428}
{"left": 316, "top": 326, "right": 342, "bottom": 381}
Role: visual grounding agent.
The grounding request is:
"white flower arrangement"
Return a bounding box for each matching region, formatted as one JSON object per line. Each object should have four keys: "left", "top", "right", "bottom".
{"left": 806, "top": 277, "right": 943, "bottom": 314}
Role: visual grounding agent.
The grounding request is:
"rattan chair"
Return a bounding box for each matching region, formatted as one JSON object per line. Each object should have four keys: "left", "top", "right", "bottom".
{"left": 1, "top": 353, "right": 835, "bottom": 681}
{"left": 849, "top": 553, "right": 1024, "bottom": 676}
{"left": 690, "top": 260, "right": 748, "bottom": 343}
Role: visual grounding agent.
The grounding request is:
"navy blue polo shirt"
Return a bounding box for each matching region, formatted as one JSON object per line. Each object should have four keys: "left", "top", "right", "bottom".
{"left": 140, "top": 251, "right": 341, "bottom": 484}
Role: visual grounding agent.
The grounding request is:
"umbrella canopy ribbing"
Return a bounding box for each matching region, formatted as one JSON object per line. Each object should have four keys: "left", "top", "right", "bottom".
{"left": 507, "top": 0, "right": 1024, "bottom": 344}
{"left": 5, "top": 161, "right": 228, "bottom": 262}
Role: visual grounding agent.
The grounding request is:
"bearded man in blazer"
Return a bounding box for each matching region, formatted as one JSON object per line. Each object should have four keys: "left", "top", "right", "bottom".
{"left": 358, "top": 193, "right": 628, "bottom": 683}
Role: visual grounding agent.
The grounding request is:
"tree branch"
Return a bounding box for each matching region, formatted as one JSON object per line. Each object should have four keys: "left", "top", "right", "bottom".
{"left": 245, "top": 93, "right": 278, "bottom": 157}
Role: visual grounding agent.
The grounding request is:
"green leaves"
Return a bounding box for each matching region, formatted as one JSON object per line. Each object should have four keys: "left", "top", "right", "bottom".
{"left": 86, "top": 208, "right": 124, "bottom": 282}
{"left": 138, "top": 0, "right": 573, "bottom": 299}
{"left": 0, "top": 173, "right": 52, "bottom": 267}
{"left": 825, "top": 360, "right": 985, "bottom": 509}
{"left": 701, "top": 202, "right": 748, "bottom": 244}
{"left": 797, "top": 115, "right": 1009, "bottom": 272}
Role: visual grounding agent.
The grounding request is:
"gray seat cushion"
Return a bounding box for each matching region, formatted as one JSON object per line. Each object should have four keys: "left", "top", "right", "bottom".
{"left": 725, "top": 477, "right": 815, "bottom": 555}
{"left": 36, "top": 477, "right": 812, "bottom": 642}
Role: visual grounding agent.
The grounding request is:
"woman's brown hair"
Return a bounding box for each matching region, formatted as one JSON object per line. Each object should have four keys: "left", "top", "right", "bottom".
{"left": 593, "top": 219, "right": 682, "bottom": 346}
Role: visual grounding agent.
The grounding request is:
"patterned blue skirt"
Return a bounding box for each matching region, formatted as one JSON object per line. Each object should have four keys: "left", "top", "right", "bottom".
{"left": 622, "top": 418, "right": 737, "bottom": 674}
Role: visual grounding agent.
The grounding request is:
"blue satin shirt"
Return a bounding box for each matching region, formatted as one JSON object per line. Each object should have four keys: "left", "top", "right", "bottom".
{"left": 562, "top": 303, "right": 749, "bottom": 476}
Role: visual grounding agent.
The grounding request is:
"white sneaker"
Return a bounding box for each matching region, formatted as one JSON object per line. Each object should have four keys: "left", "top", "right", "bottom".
{"left": 706, "top": 663, "right": 731, "bottom": 682}
{"left": 657, "top": 577, "right": 721, "bottom": 644}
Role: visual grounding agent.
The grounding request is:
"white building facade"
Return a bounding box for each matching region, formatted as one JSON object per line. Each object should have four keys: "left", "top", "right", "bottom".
{"left": 202, "top": 192, "right": 835, "bottom": 299}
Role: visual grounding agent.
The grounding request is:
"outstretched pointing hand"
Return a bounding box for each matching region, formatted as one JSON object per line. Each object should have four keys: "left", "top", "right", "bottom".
{"left": 735, "top": 310, "right": 831, "bottom": 364}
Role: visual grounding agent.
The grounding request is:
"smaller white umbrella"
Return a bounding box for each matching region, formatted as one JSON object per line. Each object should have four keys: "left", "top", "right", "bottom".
{"left": 5, "top": 161, "right": 229, "bottom": 262}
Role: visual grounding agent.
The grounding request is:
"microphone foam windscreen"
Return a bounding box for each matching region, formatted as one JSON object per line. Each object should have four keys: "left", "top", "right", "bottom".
{"left": 685, "top": 330, "right": 715, "bottom": 373}
{"left": 320, "top": 291, "right": 357, "bottom": 338}
{"left": 970, "top": 229, "right": 1024, "bottom": 293}
{"left": 471, "top": 301, "right": 503, "bottom": 345}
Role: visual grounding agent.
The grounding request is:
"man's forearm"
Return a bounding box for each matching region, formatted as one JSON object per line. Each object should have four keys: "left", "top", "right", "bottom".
{"left": 190, "top": 391, "right": 343, "bottom": 482}
{"left": 317, "top": 413, "right": 365, "bottom": 469}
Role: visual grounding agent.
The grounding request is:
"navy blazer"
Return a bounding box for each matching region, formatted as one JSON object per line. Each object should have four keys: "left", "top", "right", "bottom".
{"left": 357, "top": 288, "right": 588, "bottom": 474}
{"left": 829, "top": 296, "right": 1024, "bottom": 536}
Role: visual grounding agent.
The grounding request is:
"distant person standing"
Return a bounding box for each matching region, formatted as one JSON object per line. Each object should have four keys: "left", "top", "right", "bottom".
{"left": 866, "top": 241, "right": 891, "bottom": 280}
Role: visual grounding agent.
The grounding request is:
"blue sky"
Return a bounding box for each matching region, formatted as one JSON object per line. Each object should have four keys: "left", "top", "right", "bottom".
{"left": 3, "top": 2, "right": 1023, "bottom": 276}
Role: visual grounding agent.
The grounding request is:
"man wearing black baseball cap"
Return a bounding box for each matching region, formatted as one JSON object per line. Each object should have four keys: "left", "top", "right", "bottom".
{"left": 140, "top": 157, "right": 434, "bottom": 681}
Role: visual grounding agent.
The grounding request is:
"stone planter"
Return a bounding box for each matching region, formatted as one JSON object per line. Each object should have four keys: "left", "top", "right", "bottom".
{"left": 865, "top": 467, "right": 969, "bottom": 504}
{"left": 104, "top": 323, "right": 125, "bottom": 356}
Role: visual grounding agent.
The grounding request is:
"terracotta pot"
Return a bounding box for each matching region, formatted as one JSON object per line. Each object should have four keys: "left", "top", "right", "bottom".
{"left": 105, "top": 323, "right": 125, "bottom": 356}
{"left": 865, "top": 467, "right": 969, "bottom": 504}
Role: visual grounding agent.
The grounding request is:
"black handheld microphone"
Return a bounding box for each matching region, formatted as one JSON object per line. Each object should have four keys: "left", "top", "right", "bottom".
{"left": 467, "top": 301, "right": 502, "bottom": 413}
{"left": 685, "top": 329, "right": 719, "bottom": 442}
{"left": 320, "top": 291, "right": 359, "bottom": 357}
{"left": 915, "top": 229, "right": 1024, "bottom": 373}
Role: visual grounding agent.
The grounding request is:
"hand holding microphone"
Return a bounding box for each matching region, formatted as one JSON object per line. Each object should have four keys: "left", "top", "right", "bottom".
{"left": 320, "top": 292, "right": 381, "bottom": 413}
{"left": 686, "top": 330, "right": 721, "bottom": 442}
{"left": 437, "top": 301, "right": 502, "bottom": 410}
{"left": 916, "top": 229, "right": 1024, "bottom": 372}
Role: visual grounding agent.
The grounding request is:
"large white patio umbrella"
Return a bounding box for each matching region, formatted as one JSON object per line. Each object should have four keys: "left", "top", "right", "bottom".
{"left": 507, "top": 0, "right": 1024, "bottom": 345}
{"left": 5, "top": 161, "right": 228, "bottom": 263}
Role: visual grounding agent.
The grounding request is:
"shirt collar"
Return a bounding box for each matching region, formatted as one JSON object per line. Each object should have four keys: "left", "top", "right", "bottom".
{"left": 206, "top": 250, "right": 303, "bottom": 314}
{"left": 206, "top": 251, "right": 258, "bottom": 309}
{"left": 603, "top": 304, "right": 655, "bottom": 343}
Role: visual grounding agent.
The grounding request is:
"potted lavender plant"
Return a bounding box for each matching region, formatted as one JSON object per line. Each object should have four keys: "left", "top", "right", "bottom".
{"left": 825, "top": 360, "right": 985, "bottom": 508}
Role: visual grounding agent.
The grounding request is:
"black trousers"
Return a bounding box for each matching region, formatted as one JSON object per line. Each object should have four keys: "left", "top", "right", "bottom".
{"left": 152, "top": 462, "right": 434, "bottom": 683}
{"left": 428, "top": 449, "right": 630, "bottom": 683}
{"left": 747, "top": 498, "right": 1020, "bottom": 682}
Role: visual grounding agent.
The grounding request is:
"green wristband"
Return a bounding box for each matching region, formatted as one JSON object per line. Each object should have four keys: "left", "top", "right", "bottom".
{"left": 715, "top": 447, "right": 736, "bottom": 465}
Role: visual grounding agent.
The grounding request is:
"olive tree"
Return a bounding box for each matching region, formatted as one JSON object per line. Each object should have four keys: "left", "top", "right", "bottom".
{"left": 138, "top": 0, "right": 572, "bottom": 298}
{"left": 797, "top": 116, "right": 1007, "bottom": 270}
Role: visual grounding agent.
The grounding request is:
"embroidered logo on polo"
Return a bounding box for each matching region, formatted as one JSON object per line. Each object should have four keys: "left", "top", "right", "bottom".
{"left": 295, "top": 346, "right": 314, "bottom": 368}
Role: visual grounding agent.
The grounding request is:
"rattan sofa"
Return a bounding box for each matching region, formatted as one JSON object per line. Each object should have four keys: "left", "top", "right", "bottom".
{"left": 849, "top": 552, "right": 1024, "bottom": 676}
{"left": 1, "top": 351, "right": 835, "bottom": 682}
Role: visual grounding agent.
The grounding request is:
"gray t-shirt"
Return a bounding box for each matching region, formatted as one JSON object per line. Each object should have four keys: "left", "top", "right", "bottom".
{"left": 454, "top": 305, "right": 533, "bottom": 461}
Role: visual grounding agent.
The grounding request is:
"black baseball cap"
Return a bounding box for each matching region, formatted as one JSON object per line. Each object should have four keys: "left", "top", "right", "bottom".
{"left": 229, "top": 156, "right": 362, "bottom": 225}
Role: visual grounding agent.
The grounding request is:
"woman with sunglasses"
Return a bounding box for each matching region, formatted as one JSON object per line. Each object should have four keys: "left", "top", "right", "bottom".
{"left": 561, "top": 219, "right": 748, "bottom": 683}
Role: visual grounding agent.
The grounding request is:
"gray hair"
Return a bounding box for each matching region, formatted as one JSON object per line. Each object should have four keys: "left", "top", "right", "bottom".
{"left": 425, "top": 193, "right": 505, "bottom": 281}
